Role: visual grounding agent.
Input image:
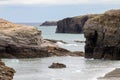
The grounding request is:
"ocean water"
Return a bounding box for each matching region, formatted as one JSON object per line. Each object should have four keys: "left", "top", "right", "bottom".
{"left": 37, "top": 26, "right": 85, "bottom": 52}
{"left": 2, "top": 26, "right": 120, "bottom": 80}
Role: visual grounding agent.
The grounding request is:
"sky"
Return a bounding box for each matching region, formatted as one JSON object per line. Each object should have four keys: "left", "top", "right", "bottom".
{"left": 0, "top": 0, "right": 120, "bottom": 22}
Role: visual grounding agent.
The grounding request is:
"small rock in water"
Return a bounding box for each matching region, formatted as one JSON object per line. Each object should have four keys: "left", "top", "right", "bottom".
{"left": 49, "top": 63, "right": 66, "bottom": 68}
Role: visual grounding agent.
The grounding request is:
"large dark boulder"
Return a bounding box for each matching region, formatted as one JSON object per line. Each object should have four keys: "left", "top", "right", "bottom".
{"left": 83, "top": 9, "right": 120, "bottom": 60}
{"left": 56, "top": 15, "right": 97, "bottom": 33}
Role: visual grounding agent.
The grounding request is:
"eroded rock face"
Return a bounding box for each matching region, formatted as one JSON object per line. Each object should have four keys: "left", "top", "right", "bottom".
{"left": 0, "top": 18, "right": 50, "bottom": 58}
{"left": 0, "top": 60, "right": 15, "bottom": 80}
{"left": 83, "top": 9, "right": 120, "bottom": 60}
{"left": 56, "top": 15, "right": 97, "bottom": 33}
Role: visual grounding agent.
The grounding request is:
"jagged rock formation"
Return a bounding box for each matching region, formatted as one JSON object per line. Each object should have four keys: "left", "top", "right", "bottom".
{"left": 0, "top": 18, "right": 50, "bottom": 58}
{"left": 83, "top": 9, "right": 120, "bottom": 60}
{"left": 56, "top": 15, "right": 97, "bottom": 33}
{"left": 40, "top": 21, "right": 57, "bottom": 26}
{"left": 0, "top": 60, "right": 15, "bottom": 80}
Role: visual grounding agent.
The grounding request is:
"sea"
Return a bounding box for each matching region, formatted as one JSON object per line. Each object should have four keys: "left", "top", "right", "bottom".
{"left": 2, "top": 24, "right": 120, "bottom": 80}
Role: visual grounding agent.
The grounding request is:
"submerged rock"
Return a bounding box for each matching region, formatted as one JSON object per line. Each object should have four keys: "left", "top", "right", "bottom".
{"left": 83, "top": 9, "right": 120, "bottom": 60}
{"left": 40, "top": 21, "right": 57, "bottom": 26}
{"left": 56, "top": 15, "right": 97, "bottom": 33}
{"left": 49, "top": 63, "right": 66, "bottom": 68}
{"left": 0, "top": 60, "right": 15, "bottom": 80}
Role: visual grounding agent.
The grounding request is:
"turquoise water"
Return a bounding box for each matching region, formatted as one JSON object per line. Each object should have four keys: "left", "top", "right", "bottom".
{"left": 37, "top": 26, "right": 85, "bottom": 52}
{"left": 38, "top": 26, "right": 85, "bottom": 42}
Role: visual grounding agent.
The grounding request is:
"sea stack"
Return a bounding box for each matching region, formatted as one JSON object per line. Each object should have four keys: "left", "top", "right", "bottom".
{"left": 83, "top": 9, "right": 120, "bottom": 60}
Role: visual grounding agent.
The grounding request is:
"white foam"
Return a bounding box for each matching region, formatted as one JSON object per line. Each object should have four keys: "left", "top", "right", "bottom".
{"left": 57, "top": 42, "right": 79, "bottom": 47}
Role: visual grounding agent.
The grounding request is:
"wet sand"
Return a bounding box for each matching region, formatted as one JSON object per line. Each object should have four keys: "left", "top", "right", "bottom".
{"left": 98, "top": 68, "right": 120, "bottom": 80}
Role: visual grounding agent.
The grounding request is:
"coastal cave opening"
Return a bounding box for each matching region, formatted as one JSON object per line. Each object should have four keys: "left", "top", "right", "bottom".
{"left": 93, "top": 30, "right": 98, "bottom": 46}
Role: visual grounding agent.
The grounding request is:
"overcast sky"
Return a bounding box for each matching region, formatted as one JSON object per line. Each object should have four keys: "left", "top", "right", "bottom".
{"left": 0, "top": 0, "right": 120, "bottom": 22}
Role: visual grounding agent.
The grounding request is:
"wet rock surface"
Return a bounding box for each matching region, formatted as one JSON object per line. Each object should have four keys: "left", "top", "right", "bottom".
{"left": 49, "top": 63, "right": 66, "bottom": 68}
{"left": 83, "top": 9, "right": 120, "bottom": 60}
{"left": 0, "top": 60, "right": 15, "bottom": 80}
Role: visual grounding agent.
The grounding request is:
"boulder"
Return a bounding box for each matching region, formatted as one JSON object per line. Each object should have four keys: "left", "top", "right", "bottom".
{"left": 49, "top": 62, "right": 66, "bottom": 68}
{"left": 0, "top": 18, "right": 50, "bottom": 58}
{"left": 40, "top": 21, "right": 57, "bottom": 26}
{"left": 56, "top": 15, "right": 97, "bottom": 33}
{"left": 0, "top": 60, "right": 15, "bottom": 80}
{"left": 83, "top": 9, "right": 120, "bottom": 60}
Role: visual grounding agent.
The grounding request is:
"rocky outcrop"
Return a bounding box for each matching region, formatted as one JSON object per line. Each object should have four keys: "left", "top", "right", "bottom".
{"left": 56, "top": 15, "right": 97, "bottom": 33}
{"left": 0, "top": 18, "right": 84, "bottom": 58}
{"left": 40, "top": 21, "right": 57, "bottom": 26}
{"left": 0, "top": 18, "right": 50, "bottom": 58}
{"left": 83, "top": 9, "right": 120, "bottom": 60}
{"left": 0, "top": 60, "right": 15, "bottom": 80}
{"left": 41, "top": 39, "right": 84, "bottom": 57}
{"left": 49, "top": 63, "right": 66, "bottom": 68}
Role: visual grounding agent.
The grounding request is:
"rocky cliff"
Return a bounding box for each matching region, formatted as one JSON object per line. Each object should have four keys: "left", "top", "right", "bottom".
{"left": 40, "top": 21, "right": 57, "bottom": 26}
{"left": 83, "top": 9, "right": 120, "bottom": 60}
{"left": 0, "top": 18, "right": 84, "bottom": 58}
{"left": 0, "top": 18, "right": 50, "bottom": 58}
{"left": 56, "top": 15, "right": 97, "bottom": 33}
{"left": 0, "top": 60, "right": 15, "bottom": 80}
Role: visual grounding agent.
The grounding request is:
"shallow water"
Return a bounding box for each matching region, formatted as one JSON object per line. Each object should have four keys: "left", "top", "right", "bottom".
{"left": 2, "top": 26, "right": 120, "bottom": 80}
{"left": 2, "top": 57, "right": 120, "bottom": 80}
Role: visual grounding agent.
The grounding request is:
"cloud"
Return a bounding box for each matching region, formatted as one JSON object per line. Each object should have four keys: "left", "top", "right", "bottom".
{"left": 0, "top": 0, "right": 120, "bottom": 5}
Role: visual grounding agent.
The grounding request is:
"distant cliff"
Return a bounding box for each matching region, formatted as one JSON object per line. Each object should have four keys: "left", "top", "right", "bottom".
{"left": 56, "top": 15, "right": 97, "bottom": 33}
{"left": 40, "top": 21, "right": 57, "bottom": 26}
{"left": 83, "top": 9, "right": 120, "bottom": 60}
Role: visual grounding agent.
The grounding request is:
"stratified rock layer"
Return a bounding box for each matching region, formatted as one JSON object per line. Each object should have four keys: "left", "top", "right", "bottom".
{"left": 56, "top": 15, "right": 97, "bottom": 33}
{"left": 83, "top": 9, "right": 120, "bottom": 60}
{"left": 0, "top": 60, "right": 15, "bottom": 80}
{"left": 0, "top": 18, "right": 50, "bottom": 58}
